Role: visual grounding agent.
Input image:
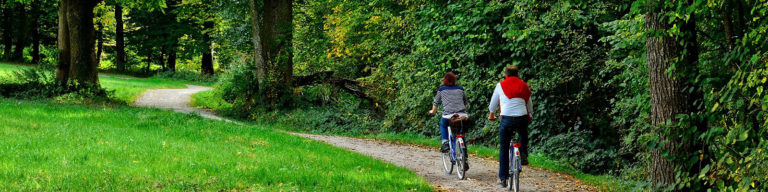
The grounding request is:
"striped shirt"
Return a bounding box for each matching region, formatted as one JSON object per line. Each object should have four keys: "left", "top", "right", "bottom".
{"left": 433, "top": 86, "right": 469, "bottom": 118}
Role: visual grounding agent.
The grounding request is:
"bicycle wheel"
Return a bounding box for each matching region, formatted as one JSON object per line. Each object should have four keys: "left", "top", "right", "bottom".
{"left": 455, "top": 138, "right": 466, "bottom": 180}
{"left": 441, "top": 149, "right": 453, "bottom": 175}
{"left": 512, "top": 157, "right": 520, "bottom": 192}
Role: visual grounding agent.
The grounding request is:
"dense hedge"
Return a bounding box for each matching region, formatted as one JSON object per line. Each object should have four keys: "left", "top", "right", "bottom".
{"left": 214, "top": 0, "right": 768, "bottom": 190}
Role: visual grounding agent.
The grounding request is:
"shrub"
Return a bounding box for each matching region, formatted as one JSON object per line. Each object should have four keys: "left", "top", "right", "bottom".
{"left": 156, "top": 70, "right": 218, "bottom": 84}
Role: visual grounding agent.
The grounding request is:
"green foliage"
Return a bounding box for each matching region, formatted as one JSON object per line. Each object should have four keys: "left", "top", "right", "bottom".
{"left": 0, "top": 64, "right": 108, "bottom": 100}
{"left": 210, "top": 0, "right": 768, "bottom": 190}
{"left": 216, "top": 57, "right": 260, "bottom": 111}
{"left": 190, "top": 89, "right": 231, "bottom": 110}
{"left": 156, "top": 70, "right": 218, "bottom": 85}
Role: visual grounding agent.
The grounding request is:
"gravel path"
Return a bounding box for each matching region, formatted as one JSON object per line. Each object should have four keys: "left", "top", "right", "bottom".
{"left": 134, "top": 85, "right": 596, "bottom": 192}
{"left": 133, "top": 84, "right": 223, "bottom": 121}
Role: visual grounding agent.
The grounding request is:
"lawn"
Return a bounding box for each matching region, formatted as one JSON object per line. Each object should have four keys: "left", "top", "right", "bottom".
{"left": 0, "top": 63, "right": 188, "bottom": 103}
{"left": 0, "top": 63, "right": 30, "bottom": 76}
{"left": 0, "top": 99, "right": 432, "bottom": 191}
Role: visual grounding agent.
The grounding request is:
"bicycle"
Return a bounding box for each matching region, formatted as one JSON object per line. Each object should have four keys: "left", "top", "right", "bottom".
{"left": 506, "top": 138, "right": 523, "bottom": 192}
{"left": 433, "top": 112, "right": 469, "bottom": 180}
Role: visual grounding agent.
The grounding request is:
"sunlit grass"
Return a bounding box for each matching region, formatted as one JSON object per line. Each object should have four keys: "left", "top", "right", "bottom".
{"left": 0, "top": 63, "right": 188, "bottom": 103}
{"left": 190, "top": 90, "right": 232, "bottom": 110}
{"left": 0, "top": 99, "right": 432, "bottom": 191}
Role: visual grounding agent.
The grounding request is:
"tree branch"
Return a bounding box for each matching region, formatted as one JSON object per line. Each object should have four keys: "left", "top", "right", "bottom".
{"left": 293, "top": 71, "right": 381, "bottom": 106}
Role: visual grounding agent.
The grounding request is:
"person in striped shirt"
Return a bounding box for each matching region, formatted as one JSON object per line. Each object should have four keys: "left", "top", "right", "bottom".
{"left": 428, "top": 72, "right": 469, "bottom": 153}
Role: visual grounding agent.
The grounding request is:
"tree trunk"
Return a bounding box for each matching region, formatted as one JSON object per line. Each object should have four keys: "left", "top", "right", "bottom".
{"left": 166, "top": 46, "right": 176, "bottom": 72}
{"left": 114, "top": 4, "right": 125, "bottom": 72}
{"left": 645, "top": 0, "right": 700, "bottom": 188}
{"left": 145, "top": 51, "right": 152, "bottom": 74}
{"left": 159, "top": 47, "right": 166, "bottom": 72}
{"left": 96, "top": 22, "right": 103, "bottom": 66}
{"left": 1, "top": 1, "right": 13, "bottom": 60}
{"left": 201, "top": 21, "right": 214, "bottom": 75}
{"left": 249, "top": 0, "right": 265, "bottom": 84}
{"left": 56, "top": 0, "right": 71, "bottom": 81}
{"left": 164, "top": 0, "right": 178, "bottom": 72}
{"left": 11, "top": 2, "right": 26, "bottom": 62}
{"left": 261, "top": 0, "right": 293, "bottom": 107}
{"left": 30, "top": 0, "right": 41, "bottom": 64}
{"left": 63, "top": 0, "right": 100, "bottom": 84}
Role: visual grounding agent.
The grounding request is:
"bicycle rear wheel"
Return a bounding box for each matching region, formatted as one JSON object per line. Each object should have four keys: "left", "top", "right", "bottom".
{"left": 441, "top": 151, "right": 453, "bottom": 175}
{"left": 455, "top": 138, "right": 467, "bottom": 180}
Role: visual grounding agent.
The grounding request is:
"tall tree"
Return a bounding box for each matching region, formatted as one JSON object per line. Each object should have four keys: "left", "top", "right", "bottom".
{"left": 30, "top": 0, "right": 42, "bottom": 64}
{"left": 164, "top": 0, "right": 179, "bottom": 72}
{"left": 96, "top": 22, "right": 104, "bottom": 65}
{"left": 260, "top": 0, "right": 293, "bottom": 106}
{"left": 114, "top": 3, "right": 125, "bottom": 72}
{"left": 200, "top": 21, "right": 214, "bottom": 75}
{"left": 645, "top": 0, "right": 701, "bottom": 188}
{"left": 248, "top": 0, "right": 264, "bottom": 84}
{"left": 56, "top": 0, "right": 100, "bottom": 84}
{"left": 2, "top": 2, "right": 14, "bottom": 60}
{"left": 11, "top": 2, "right": 27, "bottom": 62}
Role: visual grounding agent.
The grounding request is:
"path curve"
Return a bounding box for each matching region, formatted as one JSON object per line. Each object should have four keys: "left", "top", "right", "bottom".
{"left": 134, "top": 85, "right": 595, "bottom": 192}
{"left": 133, "top": 84, "right": 222, "bottom": 121}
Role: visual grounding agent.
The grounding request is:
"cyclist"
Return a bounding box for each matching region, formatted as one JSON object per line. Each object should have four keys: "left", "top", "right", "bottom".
{"left": 487, "top": 65, "right": 532, "bottom": 188}
{"left": 428, "top": 72, "right": 469, "bottom": 154}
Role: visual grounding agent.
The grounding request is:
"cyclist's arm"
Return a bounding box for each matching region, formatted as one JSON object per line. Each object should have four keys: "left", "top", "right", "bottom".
{"left": 488, "top": 84, "right": 500, "bottom": 113}
{"left": 431, "top": 90, "right": 441, "bottom": 114}
{"left": 488, "top": 84, "right": 501, "bottom": 120}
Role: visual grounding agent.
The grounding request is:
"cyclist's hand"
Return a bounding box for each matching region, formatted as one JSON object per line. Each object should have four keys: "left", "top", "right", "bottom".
{"left": 488, "top": 113, "right": 497, "bottom": 122}
{"left": 428, "top": 110, "right": 436, "bottom": 115}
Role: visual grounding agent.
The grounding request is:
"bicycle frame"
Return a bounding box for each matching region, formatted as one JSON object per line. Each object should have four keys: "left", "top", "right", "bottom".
{"left": 446, "top": 125, "right": 465, "bottom": 162}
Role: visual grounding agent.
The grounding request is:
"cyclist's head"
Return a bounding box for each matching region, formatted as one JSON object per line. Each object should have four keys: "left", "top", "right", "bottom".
{"left": 443, "top": 72, "right": 457, "bottom": 86}
{"left": 505, "top": 65, "right": 519, "bottom": 78}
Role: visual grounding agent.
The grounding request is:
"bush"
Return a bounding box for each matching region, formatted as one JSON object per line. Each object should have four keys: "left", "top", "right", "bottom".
{"left": 156, "top": 70, "right": 218, "bottom": 84}
{"left": 0, "top": 68, "right": 108, "bottom": 100}
{"left": 217, "top": 57, "right": 260, "bottom": 113}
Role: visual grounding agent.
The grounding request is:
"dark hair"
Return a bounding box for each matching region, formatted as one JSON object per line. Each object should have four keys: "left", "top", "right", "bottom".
{"left": 505, "top": 65, "right": 519, "bottom": 77}
{"left": 443, "top": 72, "right": 457, "bottom": 86}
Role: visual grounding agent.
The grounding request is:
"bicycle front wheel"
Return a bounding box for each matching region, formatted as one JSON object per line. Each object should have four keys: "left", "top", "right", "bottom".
{"left": 455, "top": 138, "right": 467, "bottom": 180}
{"left": 441, "top": 151, "right": 453, "bottom": 175}
{"left": 512, "top": 156, "right": 521, "bottom": 192}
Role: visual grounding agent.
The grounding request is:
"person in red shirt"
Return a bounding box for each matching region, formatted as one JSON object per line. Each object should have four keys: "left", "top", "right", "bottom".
{"left": 488, "top": 65, "right": 533, "bottom": 187}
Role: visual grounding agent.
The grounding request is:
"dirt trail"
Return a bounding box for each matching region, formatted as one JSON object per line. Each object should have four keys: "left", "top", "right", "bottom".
{"left": 133, "top": 84, "right": 223, "bottom": 121}
{"left": 134, "top": 86, "right": 595, "bottom": 192}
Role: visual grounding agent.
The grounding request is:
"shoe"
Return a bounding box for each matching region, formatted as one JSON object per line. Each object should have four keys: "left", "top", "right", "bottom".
{"left": 463, "top": 162, "right": 470, "bottom": 171}
{"left": 440, "top": 142, "right": 450, "bottom": 153}
{"left": 500, "top": 179, "right": 508, "bottom": 188}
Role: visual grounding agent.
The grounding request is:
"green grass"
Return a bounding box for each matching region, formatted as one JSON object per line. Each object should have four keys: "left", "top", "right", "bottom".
{"left": 0, "top": 98, "right": 432, "bottom": 191}
{"left": 0, "top": 63, "right": 30, "bottom": 76}
{"left": 191, "top": 90, "right": 232, "bottom": 110}
{"left": 0, "top": 63, "right": 193, "bottom": 103}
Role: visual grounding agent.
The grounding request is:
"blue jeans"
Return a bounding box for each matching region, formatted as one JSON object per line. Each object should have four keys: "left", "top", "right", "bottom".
{"left": 439, "top": 118, "right": 450, "bottom": 143}
{"left": 498, "top": 116, "right": 529, "bottom": 180}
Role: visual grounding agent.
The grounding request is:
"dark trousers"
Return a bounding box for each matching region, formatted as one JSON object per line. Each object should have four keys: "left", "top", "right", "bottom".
{"left": 498, "top": 115, "right": 529, "bottom": 180}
